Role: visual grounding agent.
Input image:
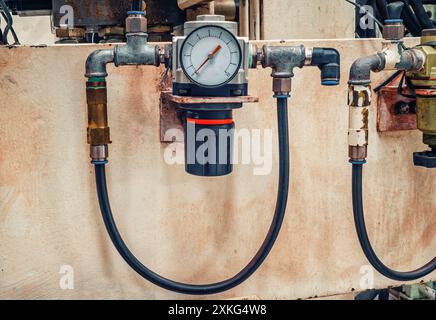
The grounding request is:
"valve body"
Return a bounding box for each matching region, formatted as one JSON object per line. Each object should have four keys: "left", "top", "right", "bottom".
{"left": 408, "top": 29, "right": 436, "bottom": 168}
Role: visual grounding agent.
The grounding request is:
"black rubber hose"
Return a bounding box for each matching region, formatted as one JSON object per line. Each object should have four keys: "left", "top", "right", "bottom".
{"left": 373, "top": 70, "right": 403, "bottom": 92}
{"left": 0, "top": 0, "right": 13, "bottom": 44}
{"left": 410, "top": 0, "right": 434, "bottom": 29}
{"left": 377, "top": 0, "right": 389, "bottom": 21}
{"left": 1, "top": 11, "right": 18, "bottom": 44}
{"left": 131, "top": 0, "right": 142, "bottom": 11}
{"left": 93, "top": 97, "right": 290, "bottom": 295}
{"left": 352, "top": 163, "right": 436, "bottom": 281}
{"left": 399, "top": 0, "right": 423, "bottom": 36}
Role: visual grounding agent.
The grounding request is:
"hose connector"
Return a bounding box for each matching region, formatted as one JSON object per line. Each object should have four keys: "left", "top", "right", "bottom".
{"left": 90, "top": 145, "right": 109, "bottom": 164}
{"left": 310, "top": 48, "right": 341, "bottom": 86}
{"left": 262, "top": 45, "right": 306, "bottom": 79}
{"left": 86, "top": 77, "right": 111, "bottom": 162}
{"left": 261, "top": 45, "right": 305, "bottom": 95}
{"left": 261, "top": 45, "right": 340, "bottom": 95}
{"left": 126, "top": 10, "right": 148, "bottom": 34}
{"left": 348, "top": 84, "right": 370, "bottom": 162}
{"left": 382, "top": 1, "right": 405, "bottom": 40}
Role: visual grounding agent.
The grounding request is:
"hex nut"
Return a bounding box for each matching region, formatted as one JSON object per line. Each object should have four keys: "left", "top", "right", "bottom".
{"left": 349, "top": 146, "right": 367, "bottom": 162}
{"left": 273, "top": 77, "right": 292, "bottom": 94}
{"left": 126, "top": 15, "right": 148, "bottom": 33}
{"left": 382, "top": 24, "right": 405, "bottom": 40}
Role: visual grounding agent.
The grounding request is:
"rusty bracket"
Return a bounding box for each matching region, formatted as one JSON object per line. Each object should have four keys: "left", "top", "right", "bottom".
{"left": 376, "top": 74, "right": 417, "bottom": 132}
{"left": 159, "top": 91, "right": 259, "bottom": 143}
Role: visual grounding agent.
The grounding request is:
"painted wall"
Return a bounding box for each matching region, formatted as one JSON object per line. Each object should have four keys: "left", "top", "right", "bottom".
{"left": 0, "top": 39, "right": 434, "bottom": 299}
{"left": 263, "top": 0, "right": 355, "bottom": 40}
{"left": 9, "top": 16, "right": 56, "bottom": 45}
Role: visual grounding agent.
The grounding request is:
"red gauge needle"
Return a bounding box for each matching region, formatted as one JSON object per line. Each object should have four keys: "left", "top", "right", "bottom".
{"left": 194, "top": 45, "right": 222, "bottom": 74}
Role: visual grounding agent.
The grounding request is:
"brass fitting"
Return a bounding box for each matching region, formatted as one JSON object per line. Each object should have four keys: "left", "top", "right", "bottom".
{"left": 348, "top": 84, "right": 370, "bottom": 162}
{"left": 349, "top": 146, "right": 368, "bottom": 162}
{"left": 272, "top": 78, "right": 292, "bottom": 96}
{"left": 86, "top": 79, "right": 111, "bottom": 147}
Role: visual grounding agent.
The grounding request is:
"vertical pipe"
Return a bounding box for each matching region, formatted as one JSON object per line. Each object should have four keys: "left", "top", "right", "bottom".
{"left": 249, "top": 0, "right": 260, "bottom": 40}
{"left": 260, "top": 0, "right": 264, "bottom": 40}
{"left": 239, "top": 0, "right": 249, "bottom": 37}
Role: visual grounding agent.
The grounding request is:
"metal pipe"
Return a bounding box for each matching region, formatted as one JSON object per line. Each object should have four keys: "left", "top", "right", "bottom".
{"left": 348, "top": 46, "right": 425, "bottom": 162}
{"left": 114, "top": 33, "right": 159, "bottom": 67}
{"left": 85, "top": 11, "right": 161, "bottom": 162}
{"left": 249, "top": 0, "right": 260, "bottom": 40}
{"left": 239, "top": 0, "right": 249, "bottom": 37}
{"left": 85, "top": 49, "right": 115, "bottom": 78}
{"left": 261, "top": 45, "right": 340, "bottom": 94}
{"left": 349, "top": 54, "right": 386, "bottom": 85}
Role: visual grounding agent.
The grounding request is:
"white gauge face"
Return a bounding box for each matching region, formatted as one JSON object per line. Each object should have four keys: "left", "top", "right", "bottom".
{"left": 180, "top": 25, "right": 242, "bottom": 88}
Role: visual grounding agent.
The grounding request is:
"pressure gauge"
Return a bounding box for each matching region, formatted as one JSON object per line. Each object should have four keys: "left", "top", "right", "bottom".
{"left": 173, "top": 15, "right": 250, "bottom": 97}
{"left": 180, "top": 25, "right": 242, "bottom": 88}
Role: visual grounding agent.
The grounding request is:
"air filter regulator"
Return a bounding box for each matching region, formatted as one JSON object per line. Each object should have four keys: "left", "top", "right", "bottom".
{"left": 172, "top": 15, "right": 252, "bottom": 177}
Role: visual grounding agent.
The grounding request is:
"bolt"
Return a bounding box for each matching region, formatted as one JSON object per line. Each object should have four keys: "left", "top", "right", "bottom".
{"left": 394, "top": 101, "right": 415, "bottom": 115}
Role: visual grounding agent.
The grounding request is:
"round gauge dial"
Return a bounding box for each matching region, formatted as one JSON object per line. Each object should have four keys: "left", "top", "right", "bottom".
{"left": 180, "top": 25, "right": 242, "bottom": 88}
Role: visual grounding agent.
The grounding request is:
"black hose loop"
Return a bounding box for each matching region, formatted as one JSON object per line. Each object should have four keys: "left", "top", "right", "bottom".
{"left": 93, "top": 97, "right": 291, "bottom": 295}
{"left": 352, "top": 163, "right": 436, "bottom": 281}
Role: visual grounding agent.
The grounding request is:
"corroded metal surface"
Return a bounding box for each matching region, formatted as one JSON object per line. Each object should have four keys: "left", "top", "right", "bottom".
{"left": 159, "top": 92, "right": 259, "bottom": 142}
{"left": 160, "top": 91, "right": 184, "bottom": 143}
{"left": 0, "top": 39, "right": 434, "bottom": 300}
{"left": 52, "top": 0, "right": 131, "bottom": 27}
{"left": 52, "top": 0, "right": 185, "bottom": 30}
{"left": 163, "top": 92, "right": 259, "bottom": 105}
{"left": 376, "top": 76, "right": 417, "bottom": 132}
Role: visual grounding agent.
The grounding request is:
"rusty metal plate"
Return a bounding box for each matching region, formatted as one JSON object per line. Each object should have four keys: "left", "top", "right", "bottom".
{"left": 376, "top": 77, "right": 417, "bottom": 132}
{"left": 160, "top": 91, "right": 184, "bottom": 143}
{"left": 162, "top": 92, "right": 260, "bottom": 105}
{"left": 159, "top": 92, "right": 259, "bottom": 143}
{"left": 52, "top": 0, "right": 131, "bottom": 27}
